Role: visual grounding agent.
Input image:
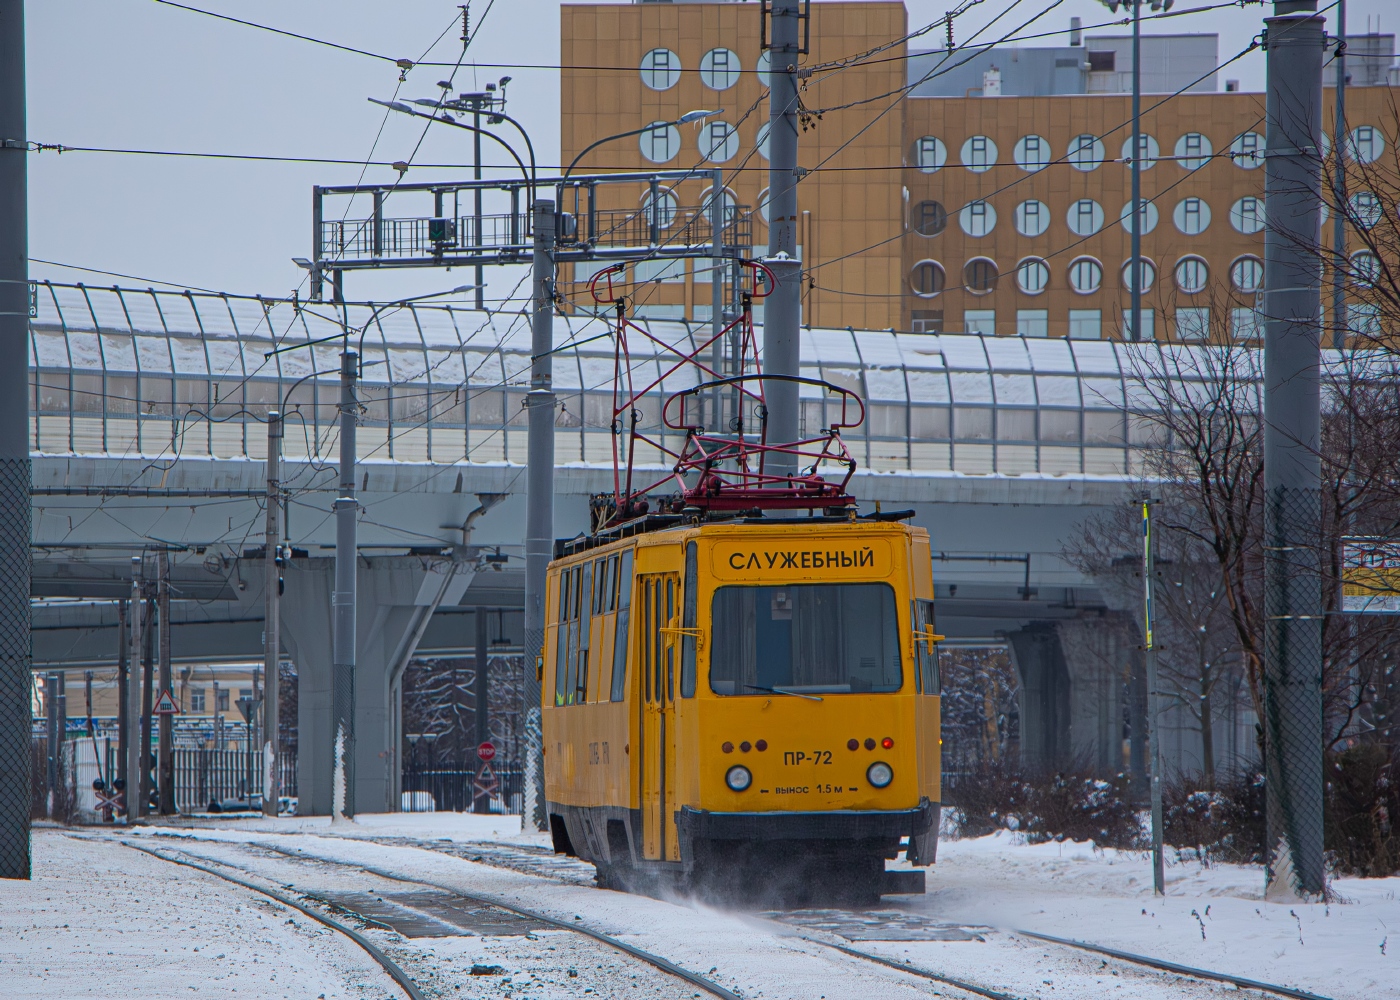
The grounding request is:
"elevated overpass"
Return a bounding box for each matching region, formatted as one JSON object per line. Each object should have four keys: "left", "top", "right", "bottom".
{"left": 29, "top": 281, "right": 1221, "bottom": 807}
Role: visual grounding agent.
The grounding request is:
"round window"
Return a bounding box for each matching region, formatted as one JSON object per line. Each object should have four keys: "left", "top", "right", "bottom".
{"left": 640, "top": 48, "right": 681, "bottom": 91}
{"left": 698, "top": 121, "right": 739, "bottom": 163}
{"left": 1122, "top": 258, "right": 1157, "bottom": 294}
{"left": 959, "top": 200, "right": 997, "bottom": 237}
{"left": 1230, "top": 255, "right": 1263, "bottom": 293}
{"left": 1015, "top": 200, "right": 1050, "bottom": 237}
{"left": 960, "top": 135, "right": 998, "bottom": 173}
{"left": 912, "top": 200, "right": 947, "bottom": 237}
{"left": 1068, "top": 257, "right": 1102, "bottom": 295}
{"left": 700, "top": 48, "right": 741, "bottom": 91}
{"left": 1349, "top": 191, "right": 1382, "bottom": 229}
{"left": 1068, "top": 134, "right": 1105, "bottom": 171}
{"left": 1174, "top": 132, "right": 1213, "bottom": 170}
{"left": 1119, "top": 199, "right": 1159, "bottom": 236}
{"left": 756, "top": 122, "right": 770, "bottom": 161}
{"left": 640, "top": 188, "right": 678, "bottom": 230}
{"left": 911, "top": 136, "right": 946, "bottom": 173}
{"left": 757, "top": 187, "right": 770, "bottom": 224}
{"left": 1351, "top": 250, "right": 1381, "bottom": 288}
{"left": 638, "top": 121, "right": 681, "bottom": 164}
{"left": 1348, "top": 125, "right": 1386, "bottom": 165}
{"left": 1016, "top": 257, "right": 1050, "bottom": 295}
{"left": 1230, "top": 197, "right": 1264, "bottom": 235}
{"left": 963, "top": 258, "right": 999, "bottom": 295}
{"left": 1174, "top": 197, "right": 1212, "bottom": 235}
{"left": 1175, "top": 257, "right": 1209, "bottom": 295}
{"left": 1230, "top": 131, "right": 1263, "bottom": 169}
{"left": 1067, "top": 199, "right": 1104, "bottom": 237}
{"left": 1013, "top": 135, "right": 1051, "bottom": 172}
{"left": 910, "top": 260, "right": 945, "bottom": 298}
{"left": 1120, "top": 133, "right": 1158, "bottom": 169}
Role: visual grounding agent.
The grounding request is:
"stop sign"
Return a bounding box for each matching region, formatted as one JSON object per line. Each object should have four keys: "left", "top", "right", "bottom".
{"left": 477, "top": 741, "right": 496, "bottom": 762}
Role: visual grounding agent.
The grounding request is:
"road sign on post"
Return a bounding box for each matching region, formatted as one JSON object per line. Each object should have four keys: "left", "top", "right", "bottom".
{"left": 153, "top": 690, "right": 180, "bottom": 715}
{"left": 477, "top": 741, "right": 496, "bottom": 762}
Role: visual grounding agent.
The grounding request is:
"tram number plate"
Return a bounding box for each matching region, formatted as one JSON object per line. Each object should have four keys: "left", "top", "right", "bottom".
{"left": 783, "top": 750, "right": 833, "bottom": 765}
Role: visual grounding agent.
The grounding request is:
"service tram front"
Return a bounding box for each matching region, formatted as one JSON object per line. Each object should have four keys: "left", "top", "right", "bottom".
{"left": 540, "top": 261, "right": 942, "bottom": 906}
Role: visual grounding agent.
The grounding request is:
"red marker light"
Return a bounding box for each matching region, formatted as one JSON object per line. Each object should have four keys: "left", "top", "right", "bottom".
{"left": 755, "top": 739, "right": 768, "bottom": 751}
{"left": 882, "top": 737, "right": 894, "bottom": 749}
{"left": 864, "top": 737, "right": 876, "bottom": 751}
{"left": 740, "top": 741, "right": 752, "bottom": 753}
{"left": 722, "top": 741, "right": 734, "bottom": 754}
{"left": 847, "top": 738, "right": 859, "bottom": 751}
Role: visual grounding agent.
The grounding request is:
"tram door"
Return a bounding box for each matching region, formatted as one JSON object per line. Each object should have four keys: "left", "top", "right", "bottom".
{"left": 639, "top": 572, "right": 680, "bottom": 861}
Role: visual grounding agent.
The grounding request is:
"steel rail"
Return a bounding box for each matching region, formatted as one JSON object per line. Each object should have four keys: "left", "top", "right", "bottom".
{"left": 120, "top": 841, "right": 426, "bottom": 1000}
{"left": 209, "top": 839, "right": 743, "bottom": 1000}
{"left": 1017, "top": 930, "right": 1335, "bottom": 1000}
{"left": 806, "top": 938, "right": 1026, "bottom": 1000}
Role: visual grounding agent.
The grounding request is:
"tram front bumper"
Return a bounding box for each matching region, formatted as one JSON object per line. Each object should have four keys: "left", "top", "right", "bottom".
{"left": 676, "top": 797, "right": 939, "bottom": 866}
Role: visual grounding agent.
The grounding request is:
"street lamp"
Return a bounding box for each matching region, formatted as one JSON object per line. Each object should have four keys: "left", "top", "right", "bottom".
{"left": 562, "top": 109, "right": 723, "bottom": 183}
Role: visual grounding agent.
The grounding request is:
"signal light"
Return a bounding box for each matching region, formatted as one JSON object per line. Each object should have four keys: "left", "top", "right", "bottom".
{"left": 847, "top": 738, "right": 859, "bottom": 751}
{"left": 726, "top": 765, "right": 752, "bottom": 792}
{"left": 867, "top": 761, "right": 894, "bottom": 788}
{"left": 864, "top": 738, "right": 876, "bottom": 751}
{"left": 721, "top": 741, "right": 734, "bottom": 754}
{"left": 755, "top": 739, "right": 768, "bottom": 751}
{"left": 739, "top": 741, "right": 752, "bottom": 753}
{"left": 882, "top": 737, "right": 894, "bottom": 749}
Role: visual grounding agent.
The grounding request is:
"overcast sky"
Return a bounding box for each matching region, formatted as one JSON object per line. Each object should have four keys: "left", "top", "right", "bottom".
{"left": 27, "top": 0, "right": 1389, "bottom": 307}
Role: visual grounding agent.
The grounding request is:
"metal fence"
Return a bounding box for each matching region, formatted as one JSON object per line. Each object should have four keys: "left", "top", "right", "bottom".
{"left": 172, "top": 748, "right": 298, "bottom": 813}
{"left": 401, "top": 766, "right": 523, "bottom": 814}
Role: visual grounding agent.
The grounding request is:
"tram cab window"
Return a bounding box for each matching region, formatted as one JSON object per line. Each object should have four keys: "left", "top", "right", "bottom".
{"left": 709, "top": 583, "right": 902, "bottom": 695}
{"left": 610, "top": 550, "right": 634, "bottom": 701}
{"left": 912, "top": 599, "right": 940, "bottom": 695}
{"left": 554, "top": 565, "right": 580, "bottom": 706}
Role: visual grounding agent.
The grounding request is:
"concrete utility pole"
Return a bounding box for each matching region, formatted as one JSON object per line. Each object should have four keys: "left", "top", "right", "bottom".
{"left": 710, "top": 167, "right": 725, "bottom": 435}
{"left": 139, "top": 590, "right": 155, "bottom": 817}
{"left": 1331, "top": 0, "right": 1347, "bottom": 349}
{"left": 1262, "top": 0, "right": 1326, "bottom": 900}
{"left": 1130, "top": 0, "right": 1144, "bottom": 340}
{"left": 523, "top": 198, "right": 556, "bottom": 831}
{"left": 763, "top": 0, "right": 803, "bottom": 476}
{"left": 332, "top": 352, "right": 359, "bottom": 820}
{"left": 124, "top": 559, "right": 144, "bottom": 821}
{"left": 0, "top": 0, "right": 31, "bottom": 880}
{"left": 157, "top": 553, "right": 174, "bottom": 815}
{"left": 474, "top": 609, "right": 490, "bottom": 814}
{"left": 264, "top": 412, "right": 282, "bottom": 817}
{"left": 43, "top": 673, "right": 59, "bottom": 818}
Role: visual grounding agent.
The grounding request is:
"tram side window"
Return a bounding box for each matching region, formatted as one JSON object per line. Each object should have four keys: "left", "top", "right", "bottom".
{"left": 610, "top": 550, "right": 633, "bottom": 701}
{"left": 554, "top": 568, "right": 572, "bottom": 706}
{"left": 561, "top": 565, "right": 583, "bottom": 705}
{"left": 680, "top": 541, "right": 698, "bottom": 697}
{"left": 912, "top": 599, "right": 940, "bottom": 695}
{"left": 709, "top": 583, "right": 902, "bottom": 695}
{"left": 575, "top": 561, "right": 593, "bottom": 704}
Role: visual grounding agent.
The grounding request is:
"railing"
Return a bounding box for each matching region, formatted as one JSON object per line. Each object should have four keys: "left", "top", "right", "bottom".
{"left": 173, "top": 748, "right": 298, "bottom": 813}
{"left": 401, "top": 766, "right": 523, "bottom": 814}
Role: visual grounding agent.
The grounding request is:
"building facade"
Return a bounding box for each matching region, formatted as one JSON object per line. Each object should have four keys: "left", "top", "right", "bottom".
{"left": 561, "top": 1, "right": 1398, "bottom": 341}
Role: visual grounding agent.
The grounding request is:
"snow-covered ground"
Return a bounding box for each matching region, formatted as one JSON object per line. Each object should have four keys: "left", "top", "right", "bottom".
{"left": 3, "top": 817, "right": 1395, "bottom": 999}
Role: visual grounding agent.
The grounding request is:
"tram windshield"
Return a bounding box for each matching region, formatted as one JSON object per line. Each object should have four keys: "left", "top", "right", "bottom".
{"left": 708, "top": 583, "right": 902, "bottom": 695}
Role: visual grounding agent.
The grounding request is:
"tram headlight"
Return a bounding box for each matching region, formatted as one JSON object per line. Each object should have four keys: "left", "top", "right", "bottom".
{"left": 725, "top": 765, "right": 752, "bottom": 792}
{"left": 866, "top": 761, "right": 894, "bottom": 789}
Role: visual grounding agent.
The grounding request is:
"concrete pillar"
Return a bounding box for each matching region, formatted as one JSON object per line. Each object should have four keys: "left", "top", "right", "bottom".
{"left": 1007, "top": 624, "right": 1072, "bottom": 774}
{"left": 1058, "top": 615, "right": 1136, "bottom": 777}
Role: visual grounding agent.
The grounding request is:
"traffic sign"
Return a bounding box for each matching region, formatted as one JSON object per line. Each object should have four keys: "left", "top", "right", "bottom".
{"left": 153, "top": 689, "right": 181, "bottom": 715}
{"left": 473, "top": 762, "right": 499, "bottom": 798}
{"left": 477, "top": 741, "right": 496, "bottom": 762}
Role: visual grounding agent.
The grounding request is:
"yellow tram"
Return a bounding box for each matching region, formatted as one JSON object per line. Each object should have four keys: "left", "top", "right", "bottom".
{"left": 541, "top": 514, "right": 942, "bottom": 904}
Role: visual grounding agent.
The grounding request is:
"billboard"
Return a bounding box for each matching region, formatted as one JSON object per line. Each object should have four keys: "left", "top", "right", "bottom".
{"left": 1342, "top": 539, "right": 1400, "bottom": 613}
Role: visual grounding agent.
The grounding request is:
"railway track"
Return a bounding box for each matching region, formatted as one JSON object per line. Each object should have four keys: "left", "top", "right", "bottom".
{"left": 385, "top": 834, "right": 1338, "bottom": 1000}
{"left": 123, "top": 836, "right": 743, "bottom": 1000}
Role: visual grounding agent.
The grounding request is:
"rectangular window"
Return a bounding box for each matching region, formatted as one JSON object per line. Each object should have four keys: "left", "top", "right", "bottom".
{"left": 1088, "top": 50, "right": 1115, "bottom": 72}
{"left": 610, "top": 550, "right": 633, "bottom": 701}
{"left": 1017, "top": 309, "right": 1048, "bottom": 337}
{"left": 970, "top": 135, "right": 989, "bottom": 169}
{"left": 1120, "top": 309, "right": 1155, "bottom": 341}
{"left": 709, "top": 584, "right": 902, "bottom": 695}
{"left": 1231, "top": 306, "right": 1262, "bottom": 340}
{"left": 634, "top": 258, "right": 686, "bottom": 284}
{"left": 681, "top": 542, "right": 698, "bottom": 698}
{"left": 953, "top": 406, "right": 992, "bottom": 440}
{"left": 1069, "top": 309, "right": 1102, "bottom": 339}
{"left": 1084, "top": 411, "right": 1125, "bottom": 444}
{"left": 1184, "top": 133, "right": 1204, "bottom": 160}
{"left": 1175, "top": 307, "right": 1210, "bottom": 341}
{"left": 912, "top": 599, "right": 939, "bottom": 695}
{"left": 190, "top": 688, "right": 206, "bottom": 713}
{"left": 1074, "top": 201, "right": 1096, "bottom": 232}
{"left": 1040, "top": 409, "right": 1081, "bottom": 443}
{"left": 997, "top": 409, "right": 1035, "bottom": 441}
{"left": 909, "top": 406, "right": 949, "bottom": 440}
{"left": 216, "top": 688, "right": 229, "bottom": 712}
{"left": 911, "top": 309, "right": 943, "bottom": 334}
{"left": 963, "top": 309, "right": 995, "bottom": 335}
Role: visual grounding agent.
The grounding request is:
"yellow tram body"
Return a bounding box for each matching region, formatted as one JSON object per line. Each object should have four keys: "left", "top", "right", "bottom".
{"left": 542, "top": 517, "right": 941, "bottom": 902}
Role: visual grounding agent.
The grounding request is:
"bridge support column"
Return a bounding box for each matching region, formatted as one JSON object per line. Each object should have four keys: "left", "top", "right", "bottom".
{"left": 1007, "top": 625, "right": 1071, "bottom": 775}
{"left": 1058, "top": 615, "right": 1137, "bottom": 778}
{"left": 274, "top": 555, "right": 473, "bottom": 816}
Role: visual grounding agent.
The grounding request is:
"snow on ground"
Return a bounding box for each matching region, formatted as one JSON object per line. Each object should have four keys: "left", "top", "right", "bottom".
{"left": 8, "top": 816, "right": 1397, "bottom": 1000}
{"left": 0, "top": 828, "right": 406, "bottom": 999}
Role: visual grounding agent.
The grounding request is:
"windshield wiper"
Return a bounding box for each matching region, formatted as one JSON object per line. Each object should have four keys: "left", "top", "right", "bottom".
{"left": 744, "top": 684, "right": 824, "bottom": 702}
